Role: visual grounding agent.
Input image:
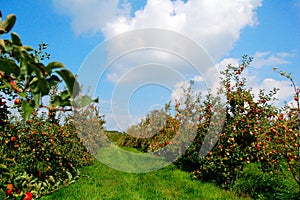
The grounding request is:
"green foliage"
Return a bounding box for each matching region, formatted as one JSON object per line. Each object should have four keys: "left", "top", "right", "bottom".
{"left": 233, "top": 164, "right": 299, "bottom": 200}
{"left": 0, "top": 94, "right": 10, "bottom": 127}
{"left": 0, "top": 114, "right": 95, "bottom": 199}
{"left": 188, "top": 56, "right": 282, "bottom": 187}
{"left": 0, "top": 12, "right": 16, "bottom": 35}
{"left": 104, "top": 130, "right": 124, "bottom": 144}
{"left": 0, "top": 11, "right": 79, "bottom": 121}
{"left": 119, "top": 55, "right": 299, "bottom": 196}
{"left": 119, "top": 106, "right": 179, "bottom": 153}
{"left": 0, "top": 11, "right": 102, "bottom": 199}
{"left": 0, "top": 9, "right": 299, "bottom": 199}
{"left": 72, "top": 104, "right": 106, "bottom": 156}
{"left": 270, "top": 67, "right": 300, "bottom": 187}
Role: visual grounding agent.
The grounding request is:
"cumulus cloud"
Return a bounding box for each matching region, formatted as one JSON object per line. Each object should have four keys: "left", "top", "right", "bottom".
{"left": 53, "top": 0, "right": 262, "bottom": 60}
{"left": 53, "top": 0, "right": 263, "bottom": 99}
{"left": 52, "top": 0, "right": 265, "bottom": 129}
{"left": 253, "top": 78, "right": 293, "bottom": 103}
{"left": 215, "top": 57, "right": 240, "bottom": 72}
{"left": 52, "top": 0, "right": 131, "bottom": 36}
{"left": 252, "top": 51, "right": 295, "bottom": 68}
{"left": 171, "top": 80, "right": 191, "bottom": 101}
{"left": 105, "top": 49, "right": 189, "bottom": 84}
{"left": 105, "top": 0, "right": 262, "bottom": 60}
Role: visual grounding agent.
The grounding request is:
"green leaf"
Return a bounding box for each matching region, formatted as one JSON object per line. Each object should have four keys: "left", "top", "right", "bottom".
{"left": 19, "top": 92, "right": 27, "bottom": 98}
{"left": 66, "top": 171, "right": 73, "bottom": 181}
{"left": 22, "top": 45, "right": 35, "bottom": 51}
{"left": 0, "top": 39, "right": 5, "bottom": 50}
{"left": 42, "top": 182, "right": 48, "bottom": 187}
{"left": 35, "top": 182, "right": 42, "bottom": 191}
{"left": 45, "top": 62, "right": 65, "bottom": 74}
{"left": 50, "top": 96, "right": 62, "bottom": 107}
{"left": 27, "top": 62, "right": 45, "bottom": 78}
{"left": 35, "top": 62, "right": 47, "bottom": 77}
{"left": 21, "top": 61, "right": 34, "bottom": 76}
{"left": 0, "top": 59, "right": 20, "bottom": 76}
{"left": 47, "top": 74, "right": 61, "bottom": 87}
{"left": 81, "top": 95, "right": 93, "bottom": 107}
{"left": 0, "top": 164, "right": 7, "bottom": 169}
{"left": 1, "top": 14, "right": 16, "bottom": 33}
{"left": 33, "top": 93, "right": 41, "bottom": 108}
{"left": 38, "top": 78, "right": 50, "bottom": 96}
{"left": 48, "top": 176, "right": 55, "bottom": 183}
{"left": 11, "top": 32, "right": 22, "bottom": 46}
{"left": 0, "top": 191, "right": 5, "bottom": 200}
{"left": 280, "top": 71, "right": 286, "bottom": 76}
{"left": 57, "top": 69, "right": 79, "bottom": 97}
{"left": 60, "top": 90, "right": 70, "bottom": 100}
{"left": 30, "top": 77, "right": 50, "bottom": 97}
{"left": 22, "top": 100, "right": 34, "bottom": 120}
{"left": 29, "top": 77, "right": 39, "bottom": 91}
{"left": 50, "top": 94, "right": 71, "bottom": 107}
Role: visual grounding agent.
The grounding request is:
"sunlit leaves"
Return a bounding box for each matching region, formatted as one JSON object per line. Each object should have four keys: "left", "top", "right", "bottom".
{"left": 22, "top": 101, "right": 34, "bottom": 121}
{"left": 11, "top": 32, "right": 22, "bottom": 46}
{"left": 0, "top": 11, "right": 81, "bottom": 121}
{"left": 56, "top": 69, "right": 79, "bottom": 98}
{"left": 0, "top": 14, "right": 16, "bottom": 35}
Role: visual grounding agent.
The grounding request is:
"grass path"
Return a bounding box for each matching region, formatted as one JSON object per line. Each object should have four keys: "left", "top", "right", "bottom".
{"left": 40, "top": 160, "right": 247, "bottom": 200}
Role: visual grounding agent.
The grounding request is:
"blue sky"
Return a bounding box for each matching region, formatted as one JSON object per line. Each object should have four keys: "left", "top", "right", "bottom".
{"left": 1, "top": 0, "right": 299, "bottom": 130}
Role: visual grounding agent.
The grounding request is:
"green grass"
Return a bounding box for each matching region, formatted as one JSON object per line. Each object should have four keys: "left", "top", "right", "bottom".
{"left": 232, "top": 163, "right": 300, "bottom": 200}
{"left": 104, "top": 131, "right": 125, "bottom": 145}
{"left": 41, "top": 158, "right": 247, "bottom": 199}
{"left": 95, "top": 145, "right": 169, "bottom": 173}
{"left": 38, "top": 137, "right": 299, "bottom": 200}
{"left": 41, "top": 162, "right": 246, "bottom": 200}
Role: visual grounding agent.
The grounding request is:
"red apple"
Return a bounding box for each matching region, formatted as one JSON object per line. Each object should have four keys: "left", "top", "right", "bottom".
{"left": 6, "top": 184, "right": 13, "bottom": 195}
{"left": 14, "top": 98, "right": 21, "bottom": 105}
{"left": 11, "top": 137, "right": 16, "bottom": 142}
{"left": 23, "top": 192, "right": 32, "bottom": 200}
{"left": 256, "top": 143, "right": 261, "bottom": 150}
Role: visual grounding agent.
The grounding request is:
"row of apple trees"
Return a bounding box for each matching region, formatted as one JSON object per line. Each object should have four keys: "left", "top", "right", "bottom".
{"left": 119, "top": 55, "right": 300, "bottom": 193}
{"left": 0, "top": 11, "right": 101, "bottom": 199}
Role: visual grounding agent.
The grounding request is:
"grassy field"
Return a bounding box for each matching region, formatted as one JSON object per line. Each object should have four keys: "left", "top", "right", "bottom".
{"left": 40, "top": 161, "right": 247, "bottom": 200}
{"left": 39, "top": 132, "right": 299, "bottom": 200}
{"left": 40, "top": 140, "right": 246, "bottom": 200}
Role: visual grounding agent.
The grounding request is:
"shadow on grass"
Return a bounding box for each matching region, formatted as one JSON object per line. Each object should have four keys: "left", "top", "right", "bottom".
{"left": 232, "top": 164, "right": 300, "bottom": 200}
{"left": 95, "top": 145, "right": 169, "bottom": 173}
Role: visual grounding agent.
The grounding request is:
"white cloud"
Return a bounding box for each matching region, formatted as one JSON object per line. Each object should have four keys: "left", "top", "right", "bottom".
{"left": 105, "top": 50, "right": 189, "bottom": 84}
{"left": 55, "top": 0, "right": 262, "bottom": 97}
{"left": 252, "top": 51, "right": 295, "bottom": 68}
{"left": 53, "top": 0, "right": 262, "bottom": 60}
{"left": 215, "top": 57, "right": 240, "bottom": 72}
{"left": 103, "top": 0, "right": 262, "bottom": 60}
{"left": 254, "top": 78, "right": 293, "bottom": 104}
{"left": 286, "top": 100, "right": 299, "bottom": 109}
{"left": 171, "top": 80, "right": 191, "bottom": 101}
{"left": 53, "top": 0, "right": 265, "bottom": 130}
{"left": 52, "top": 0, "right": 131, "bottom": 36}
{"left": 170, "top": 74, "right": 209, "bottom": 102}
{"left": 103, "top": 113, "right": 135, "bottom": 131}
